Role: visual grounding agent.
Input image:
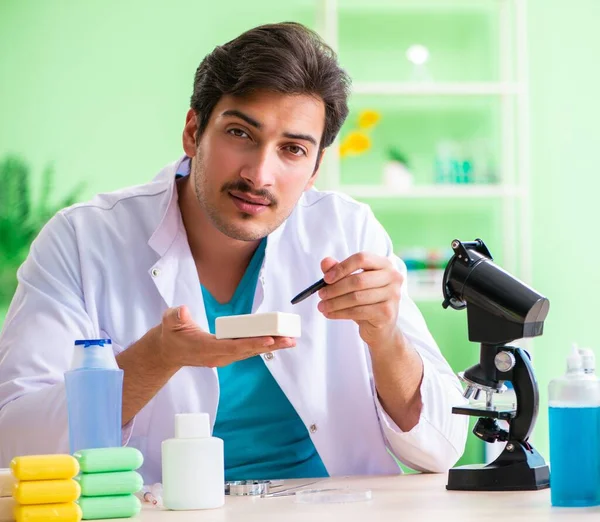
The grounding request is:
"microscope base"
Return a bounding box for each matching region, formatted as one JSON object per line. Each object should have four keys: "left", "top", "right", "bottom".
{"left": 446, "top": 443, "right": 550, "bottom": 491}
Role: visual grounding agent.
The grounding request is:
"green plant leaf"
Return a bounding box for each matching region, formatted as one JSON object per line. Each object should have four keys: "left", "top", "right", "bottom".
{"left": 37, "top": 163, "right": 54, "bottom": 217}
{"left": 0, "top": 155, "right": 84, "bottom": 306}
{"left": 387, "top": 147, "right": 410, "bottom": 166}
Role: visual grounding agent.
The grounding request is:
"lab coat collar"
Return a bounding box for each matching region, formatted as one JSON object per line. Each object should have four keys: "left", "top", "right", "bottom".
{"left": 147, "top": 157, "right": 184, "bottom": 257}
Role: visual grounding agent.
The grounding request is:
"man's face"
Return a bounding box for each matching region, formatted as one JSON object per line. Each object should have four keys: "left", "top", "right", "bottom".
{"left": 183, "top": 90, "right": 326, "bottom": 241}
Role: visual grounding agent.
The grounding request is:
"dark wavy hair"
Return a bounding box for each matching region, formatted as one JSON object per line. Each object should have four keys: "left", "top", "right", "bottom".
{"left": 190, "top": 22, "right": 351, "bottom": 152}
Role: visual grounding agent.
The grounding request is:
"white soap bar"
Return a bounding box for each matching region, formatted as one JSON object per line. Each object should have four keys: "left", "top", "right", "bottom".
{"left": 0, "top": 470, "right": 13, "bottom": 498}
{"left": 215, "top": 312, "right": 301, "bottom": 339}
{"left": 0, "top": 496, "right": 14, "bottom": 522}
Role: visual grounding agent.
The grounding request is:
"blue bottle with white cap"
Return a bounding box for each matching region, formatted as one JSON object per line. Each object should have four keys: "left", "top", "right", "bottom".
{"left": 64, "top": 339, "right": 124, "bottom": 454}
{"left": 549, "top": 345, "right": 600, "bottom": 507}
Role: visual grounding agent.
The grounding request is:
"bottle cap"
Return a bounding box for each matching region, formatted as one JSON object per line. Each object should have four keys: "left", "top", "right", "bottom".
{"left": 579, "top": 347, "right": 596, "bottom": 373}
{"left": 174, "top": 413, "right": 210, "bottom": 439}
{"left": 71, "top": 339, "right": 117, "bottom": 370}
{"left": 567, "top": 343, "right": 583, "bottom": 373}
{"left": 74, "top": 339, "right": 112, "bottom": 347}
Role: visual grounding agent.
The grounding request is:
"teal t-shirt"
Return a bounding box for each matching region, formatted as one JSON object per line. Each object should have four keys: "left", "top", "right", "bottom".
{"left": 201, "top": 238, "right": 328, "bottom": 481}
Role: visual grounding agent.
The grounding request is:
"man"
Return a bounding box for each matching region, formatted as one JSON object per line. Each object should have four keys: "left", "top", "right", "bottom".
{"left": 0, "top": 22, "right": 467, "bottom": 483}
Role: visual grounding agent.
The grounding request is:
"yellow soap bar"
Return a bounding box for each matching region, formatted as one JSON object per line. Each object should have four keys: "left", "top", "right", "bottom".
{"left": 12, "top": 479, "right": 80, "bottom": 505}
{"left": 14, "top": 502, "right": 81, "bottom": 522}
{"left": 10, "top": 456, "right": 79, "bottom": 482}
{"left": 0, "top": 496, "right": 15, "bottom": 522}
{"left": 0, "top": 470, "right": 14, "bottom": 498}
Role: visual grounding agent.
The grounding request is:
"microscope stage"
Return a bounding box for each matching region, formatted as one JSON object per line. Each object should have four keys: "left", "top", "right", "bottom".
{"left": 452, "top": 406, "right": 516, "bottom": 420}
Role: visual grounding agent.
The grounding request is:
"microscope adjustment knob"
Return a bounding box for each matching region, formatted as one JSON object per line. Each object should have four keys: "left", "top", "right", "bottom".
{"left": 494, "top": 351, "right": 516, "bottom": 373}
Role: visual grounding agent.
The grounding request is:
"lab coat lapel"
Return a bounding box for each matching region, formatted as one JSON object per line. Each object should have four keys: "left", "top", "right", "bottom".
{"left": 146, "top": 159, "right": 209, "bottom": 332}
{"left": 149, "top": 230, "right": 209, "bottom": 333}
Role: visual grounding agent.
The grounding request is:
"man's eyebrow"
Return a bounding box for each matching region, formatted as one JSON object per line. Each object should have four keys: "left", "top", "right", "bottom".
{"left": 283, "top": 132, "right": 318, "bottom": 147}
{"left": 221, "top": 109, "right": 261, "bottom": 129}
{"left": 222, "top": 109, "right": 318, "bottom": 147}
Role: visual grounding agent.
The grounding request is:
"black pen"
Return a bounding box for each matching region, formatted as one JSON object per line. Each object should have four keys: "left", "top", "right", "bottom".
{"left": 291, "top": 278, "right": 328, "bottom": 305}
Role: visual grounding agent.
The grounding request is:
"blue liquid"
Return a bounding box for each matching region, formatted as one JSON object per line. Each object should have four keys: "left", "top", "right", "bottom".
{"left": 549, "top": 406, "right": 600, "bottom": 507}
{"left": 65, "top": 368, "right": 123, "bottom": 454}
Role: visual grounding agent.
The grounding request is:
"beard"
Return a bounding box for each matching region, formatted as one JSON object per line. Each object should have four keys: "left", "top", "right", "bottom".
{"left": 191, "top": 155, "right": 291, "bottom": 242}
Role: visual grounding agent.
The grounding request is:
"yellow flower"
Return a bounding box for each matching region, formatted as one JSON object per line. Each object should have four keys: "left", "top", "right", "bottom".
{"left": 340, "top": 131, "right": 371, "bottom": 157}
{"left": 357, "top": 110, "right": 381, "bottom": 130}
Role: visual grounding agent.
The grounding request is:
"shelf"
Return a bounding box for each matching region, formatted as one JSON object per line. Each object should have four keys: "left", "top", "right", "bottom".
{"left": 339, "top": 184, "right": 522, "bottom": 199}
{"left": 337, "top": 0, "right": 504, "bottom": 12}
{"left": 352, "top": 82, "right": 520, "bottom": 96}
{"left": 319, "top": 0, "right": 531, "bottom": 306}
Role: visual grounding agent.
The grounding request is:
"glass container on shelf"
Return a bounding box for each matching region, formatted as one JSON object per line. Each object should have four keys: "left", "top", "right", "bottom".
{"left": 434, "top": 138, "right": 498, "bottom": 185}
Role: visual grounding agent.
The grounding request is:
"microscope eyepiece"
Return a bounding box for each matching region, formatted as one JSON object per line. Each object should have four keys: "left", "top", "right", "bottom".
{"left": 442, "top": 239, "right": 549, "bottom": 345}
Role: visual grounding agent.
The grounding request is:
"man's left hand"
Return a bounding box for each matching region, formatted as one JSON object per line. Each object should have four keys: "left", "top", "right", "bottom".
{"left": 317, "top": 252, "right": 403, "bottom": 348}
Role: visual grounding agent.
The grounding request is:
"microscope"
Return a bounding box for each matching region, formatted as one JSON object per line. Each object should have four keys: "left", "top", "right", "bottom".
{"left": 442, "top": 239, "right": 550, "bottom": 491}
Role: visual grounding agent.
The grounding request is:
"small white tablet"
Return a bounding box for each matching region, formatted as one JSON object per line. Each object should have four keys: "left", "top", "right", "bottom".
{"left": 215, "top": 312, "right": 301, "bottom": 339}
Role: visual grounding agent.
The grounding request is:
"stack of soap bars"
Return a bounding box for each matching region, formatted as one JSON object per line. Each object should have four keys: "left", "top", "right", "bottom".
{"left": 10, "top": 454, "right": 82, "bottom": 522}
{"left": 0, "top": 468, "right": 15, "bottom": 522}
{"left": 73, "top": 448, "right": 143, "bottom": 520}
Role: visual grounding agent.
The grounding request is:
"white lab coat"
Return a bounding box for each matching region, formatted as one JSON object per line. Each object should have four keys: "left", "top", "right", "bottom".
{"left": 0, "top": 157, "right": 468, "bottom": 483}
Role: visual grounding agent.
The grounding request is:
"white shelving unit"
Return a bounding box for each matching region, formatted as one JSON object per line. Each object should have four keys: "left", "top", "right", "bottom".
{"left": 352, "top": 82, "right": 521, "bottom": 96}
{"left": 315, "top": 0, "right": 533, "bottom": 458}
{"left": 315, "top": 0, "right": 532, "bottom": 293}
{"left": 341, "top": 184, "right": 523, "bottom": 199}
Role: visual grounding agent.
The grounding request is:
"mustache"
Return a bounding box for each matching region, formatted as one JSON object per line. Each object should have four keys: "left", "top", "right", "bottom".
{"left": 222, "top": 180, "right": 277, "bottom": 206}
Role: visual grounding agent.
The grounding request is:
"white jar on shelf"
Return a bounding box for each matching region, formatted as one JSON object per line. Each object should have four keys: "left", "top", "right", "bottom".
{"left": 382, "top": 160, "right": 413, "bottom": 192}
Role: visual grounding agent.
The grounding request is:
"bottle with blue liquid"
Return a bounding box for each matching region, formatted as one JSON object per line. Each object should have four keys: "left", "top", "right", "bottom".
{"left": 64, "top": 339, "right": 124, "bottom": 454}
{"left": 549, "top": 345, "right": 600, "bottom": 507}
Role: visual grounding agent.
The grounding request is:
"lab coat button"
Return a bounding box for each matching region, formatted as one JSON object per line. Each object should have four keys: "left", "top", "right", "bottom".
{"left": 264, "top": 352, "right": 274, "bottom": 361}
{"left": 309, "top": 424, "right": 318, "bottom": 434}
{"left": 151, "top": 268, "right": 160, "bottom": 277}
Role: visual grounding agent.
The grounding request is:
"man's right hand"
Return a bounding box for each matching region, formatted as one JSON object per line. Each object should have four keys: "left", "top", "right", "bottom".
{"left": 117, "top": 305, "right": 297, "bottom": 425}
{"left": 157, "top": 305, "right": 296, "bottom": 370}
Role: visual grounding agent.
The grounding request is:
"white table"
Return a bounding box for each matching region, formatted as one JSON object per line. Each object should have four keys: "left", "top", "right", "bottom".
{"left": 136, "top": 473, "right": 600, "bottom": 521}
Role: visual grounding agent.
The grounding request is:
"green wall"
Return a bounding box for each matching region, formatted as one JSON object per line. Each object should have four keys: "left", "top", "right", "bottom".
{"left": 528, "top": 0, "right": 600, "bottom": 461}
{"left": 0, "top": 0, "right": 315, "bottom": 197}
{"left": 1, "top": 0, "right": 599, "bottom": 467}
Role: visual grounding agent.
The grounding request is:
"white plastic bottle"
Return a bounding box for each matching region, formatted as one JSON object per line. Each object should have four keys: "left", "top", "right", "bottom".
{"left": 548, "top": 346, "right": 600, "bottom": 507}
{"left": 64, "top": 339, "right": 123, "bottom": 454}
{"left": 162, "top": 413, "right": 224, "bottom": 510}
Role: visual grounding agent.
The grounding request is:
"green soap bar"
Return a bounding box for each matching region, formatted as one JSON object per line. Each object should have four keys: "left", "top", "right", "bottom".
{"left": 73, "top": 448, "right": 143, "bottom": 473}
{"left": 75, "top": 471, "right": 143, "bottom": 497}
{"left": 78, "top": 494, "right": 141, "bottom": 520}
